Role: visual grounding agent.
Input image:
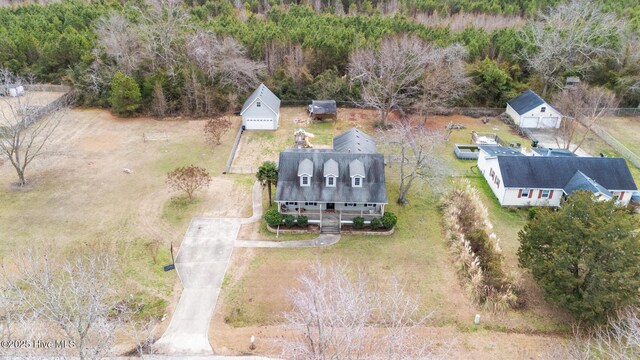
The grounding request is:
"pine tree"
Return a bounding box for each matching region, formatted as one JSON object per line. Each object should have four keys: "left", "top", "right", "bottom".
{"left": 109, "top": 71, "right": 141, "bottom": 117}
{"left": 518, "top": 191, "right": 640, "bottom": 324}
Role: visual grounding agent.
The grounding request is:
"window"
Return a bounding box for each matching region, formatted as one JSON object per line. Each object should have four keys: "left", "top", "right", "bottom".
{"left": 496, "top": 178, "right": 500, "bottom": 188}
{"left": 354, "top": 177, "right": 361, "bottom": 186}
{"left": 519, "top": 188, "right": 533, "bottom": 198}
{"left": 304, "top": 202, "right": 318, "bottom": 206}
{"left": 541, "top": 190, "right": 550, "bottom": 198}
{"left": 256, "top": 101, "right": 261, "bottom": 107}
{"left": 326, "top": 176, "right": 336, "bottom": 187}
{"left": 541, "top": 106, "right": 546, "bottom": 113}
{"left": 301, "top": 176, "right": 309, "bottom": 186}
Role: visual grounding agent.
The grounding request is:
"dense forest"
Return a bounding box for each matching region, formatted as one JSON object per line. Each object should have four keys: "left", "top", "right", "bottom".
{"left": 0, "top": 0, "right": 638, "bottom": 116}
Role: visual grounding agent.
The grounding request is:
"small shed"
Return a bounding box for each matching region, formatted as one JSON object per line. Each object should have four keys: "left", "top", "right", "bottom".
{"left": 506, "top": 90, "right": 562, "bottom": 129}
{"left": 308, "top": 100, "right": 337, "bottom": 120}
{"left": 240, "top": 83, "right": 280, "bottom": 130}
{"left": 565, "top": 76, "right": 581, "bottom": 89}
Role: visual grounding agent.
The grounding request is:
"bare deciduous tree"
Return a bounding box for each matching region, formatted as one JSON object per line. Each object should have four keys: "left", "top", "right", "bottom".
{"left": 203, "top": 116, "right": 232, "bottom": 145}
{"left": 379, "top": 113, "right": 450, "bottom": 205}
{"left": 520, "top": 0, "right": 623, "bottom": 96}
{"left": 96, "top": 14, "right": 145, "bottom": 75}
{"left": 553, "top": 83, "right": 618, "bottom": 152}
{"left": 348, "top": 36, "right": 431, "bottom": 126}
{"left": 186, "top": 30, "right": 265, "bottom": 92}
{"left": 0, "top": 70, "right": 66, "bottom": 187}
{"left": 557, "top": 308, "right": 640, "bottom": 359}
{"left": 281, "top": 261, "right": 437, "bottom": 359}
{"left": 415, "top": 43, "right": 470, "bottom": 114}
{"left": 166, "top": 164, "right": 211, "bottom": 200}
{"left": 1, "top": 250, "right": 119, "bottom": 359}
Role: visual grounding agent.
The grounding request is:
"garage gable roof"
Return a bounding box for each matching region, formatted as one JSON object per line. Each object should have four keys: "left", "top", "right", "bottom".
{"left": 240, "top": 83, "right": 281, "bottom": 116}
{"left": 507, "top": 90, "right": 548, "bottom": 115}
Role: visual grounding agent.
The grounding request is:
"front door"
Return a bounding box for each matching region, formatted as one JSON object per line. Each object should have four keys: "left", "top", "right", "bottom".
{"left": 326, "top": 203, "right": 335, "bottom": 210}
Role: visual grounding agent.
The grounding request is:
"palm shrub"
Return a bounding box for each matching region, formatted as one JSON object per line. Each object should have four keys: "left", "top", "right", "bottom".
{"left": 352, "top": 216, "right": 365, "bottom": 229}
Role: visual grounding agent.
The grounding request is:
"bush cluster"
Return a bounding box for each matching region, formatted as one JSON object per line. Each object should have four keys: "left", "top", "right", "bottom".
{"left": 264, "top": 210, "right": 311, "bottom": 229}
{"left": 442, "top": 180, "right": 520, "bottom": 311}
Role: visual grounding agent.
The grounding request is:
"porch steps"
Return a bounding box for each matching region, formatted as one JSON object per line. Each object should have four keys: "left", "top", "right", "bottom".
{"left": 321, "top": 213, "right": 341, "bottom": 234}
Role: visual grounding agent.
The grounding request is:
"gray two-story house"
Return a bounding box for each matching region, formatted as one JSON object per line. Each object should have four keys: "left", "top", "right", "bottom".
{"left": 275, "top": 128, "right": 388, "bottom": 233}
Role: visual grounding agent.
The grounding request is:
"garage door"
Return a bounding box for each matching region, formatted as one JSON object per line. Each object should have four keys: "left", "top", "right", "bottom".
{"left": 540, "top": 117, "right": 559, "bottom": 128}
{"left": 520, "top": 117, "right": 539, "bottom": 128}
{"left": 245, "top": 118, "right": 274, "bottom": 130}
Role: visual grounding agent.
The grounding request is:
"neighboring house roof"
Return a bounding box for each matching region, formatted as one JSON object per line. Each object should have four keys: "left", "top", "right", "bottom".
{"left": 349, "top": 159, "right": 365, "bottom": 178}
{"left": 310, "top": 100, "right": 337, "bottom": 115}
{"left": 496, "top": 156, "right": 637, "bottom": 191}
{"left": 531, "top": 148, "right": 578, "bottom": 157}
{"left": 479, "top": 145, "right": 525, "bottom": 157}
{"left": 333, "top": 128, "right": 377, "bottom": 153}
{"left": 275, "top": 150, "right": 387, "bottom": 203}
{"left": 507, "top": 90, "right": 547, "bottom": 115}
{"left": 564, "top": 170, "right": 613, "bottom": 198}
{"left": 240, "top": 83, "right": 281, "bottom": 116}
{"left": 323, "top": 158, "right": 339, "bottom": 177}
{"left": 298, "top": 158, "right": 314, "bottom": 176}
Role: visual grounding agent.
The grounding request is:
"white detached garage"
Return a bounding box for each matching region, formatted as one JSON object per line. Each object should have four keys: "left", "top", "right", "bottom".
{"left": 506, "top": 90, "right": 562, "bottom": 129}
{"left": 240, "top": 83, "right": 281, "bottom": 130}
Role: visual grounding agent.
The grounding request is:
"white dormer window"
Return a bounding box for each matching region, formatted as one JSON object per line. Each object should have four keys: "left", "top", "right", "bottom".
{"left": 301, "top": 176, "right": 309, "bottom": 187}
{"left": 352, "top": 176, "right": 362, "bottom": 187}
{"left": 326, "top": 176, "right": 336, "bottom": 187}
{"left": 256, "top": 101, "right": 261, "bottom": 107}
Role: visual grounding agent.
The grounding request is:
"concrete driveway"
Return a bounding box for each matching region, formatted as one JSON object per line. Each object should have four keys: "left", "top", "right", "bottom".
{"left": 154, "top": 217, "right": 241, "bottom": 355}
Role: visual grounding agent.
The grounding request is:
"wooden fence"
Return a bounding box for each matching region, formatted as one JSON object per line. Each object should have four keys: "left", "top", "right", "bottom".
{"left": 590, "top": 125, "right": 640, "bottom": 169}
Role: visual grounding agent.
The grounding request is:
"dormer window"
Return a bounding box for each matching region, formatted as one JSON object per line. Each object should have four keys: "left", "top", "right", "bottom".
{"left": 326, "top": 176, "right": 336, "bottom": 187}
{"left": 298, "top": 158, "right": 313, "bottom": 187}
{"left": 323, "top": 159, "right": 339, "bottom": 188}
{"left": 349, "top": 159, "right": 365, "bottom": 188}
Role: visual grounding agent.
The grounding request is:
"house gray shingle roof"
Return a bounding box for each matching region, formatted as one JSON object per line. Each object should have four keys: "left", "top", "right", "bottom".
{"left": 309, "top": 100, "right": 337, "bottom": 115}
{"left": 507, "top": 90, "right": 546, "bottom": 115}
{"left": 323, "top": 158, "right": 339, "bottom": 177}
{"left": 276, "top": 149, "right": 387, "bottom": 204}
{"left": 298, "top": 158, "right": 313, "bottom": 176}
{"left": 240, "top": 83, "right": 281, "bottom": 115}
{"left": 564, "top": 171, "right": 612, "bottom": 198}
{"left": 496, "top": 156, "right": 637, "bottom": 190}
{"left": 349, "top": 159, "right": 365, "bottom": 177}
{"left": 332, "top": 128, "right": 377, "bottom": 153}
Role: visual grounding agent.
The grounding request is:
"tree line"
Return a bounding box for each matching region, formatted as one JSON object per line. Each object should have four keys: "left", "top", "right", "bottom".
{"left": 0, "top": 0, "right": 638, "bottom": 118}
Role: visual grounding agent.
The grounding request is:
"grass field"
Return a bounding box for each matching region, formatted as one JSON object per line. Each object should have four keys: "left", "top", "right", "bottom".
{"left": 0, "top": 109, "right": 243, "bottom": 333}
{"left": 214, "top": 109, "right": 572, "bottom": 358}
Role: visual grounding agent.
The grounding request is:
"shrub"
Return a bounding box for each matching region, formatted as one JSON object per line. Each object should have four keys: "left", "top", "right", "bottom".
{"left": 352, "top": 216, "right": 365, "bottom": 229}
{"left": 284, "top": 215, "right": 296, "bottom": 228}
{"left": 370, "top": 217, "right": 382, "bottom": 230}
{"left": 381, "top": 211, "right": 397, "bottom": 229}
{"left": 264, "top": 209, "right": 283, "bottom": 227}
{"left": 296, "top": 215, "right": 308, "bottom": 227}
{"left": 110, "top": 71, "right": 141, "bottom": 117}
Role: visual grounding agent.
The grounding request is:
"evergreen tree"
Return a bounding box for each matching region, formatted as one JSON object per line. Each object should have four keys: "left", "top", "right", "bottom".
{"left": 518, "top": 191, "right": 640, "bottom": 324}
{"left": 109, "top": 71, "right": 141, "bottom": 117}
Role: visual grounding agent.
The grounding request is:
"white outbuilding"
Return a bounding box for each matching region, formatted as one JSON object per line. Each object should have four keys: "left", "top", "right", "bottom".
{"left": 240, "top": 83, "right": 280, "bottom": 130}
{"left": 506, "top": 90, "right": 562, "bottom": 129}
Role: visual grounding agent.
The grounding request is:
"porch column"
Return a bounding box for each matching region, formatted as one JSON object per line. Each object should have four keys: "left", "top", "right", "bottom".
{"left": 339, "top": 209, "right": 342, "bottom": 229}
{"left": 381, "top": 203, "right": 385, "bottom": 214}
